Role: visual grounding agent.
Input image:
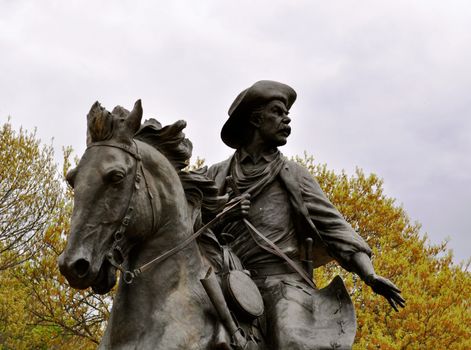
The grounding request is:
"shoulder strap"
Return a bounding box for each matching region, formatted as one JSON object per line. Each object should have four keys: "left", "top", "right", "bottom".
{"left": 243, "top": 218, "right": 316, "bottom": 289}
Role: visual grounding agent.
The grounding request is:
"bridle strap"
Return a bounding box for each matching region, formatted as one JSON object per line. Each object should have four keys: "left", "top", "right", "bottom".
{"left": 86, "top": 140, "right": 155, "bottom": 283}
{"left": 87, "top": 141, "right": 141, "bottom": 160}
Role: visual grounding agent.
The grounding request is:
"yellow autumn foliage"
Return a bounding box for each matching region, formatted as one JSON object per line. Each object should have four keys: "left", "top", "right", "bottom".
{"left": 0, "top": 123, "right": 107, "bottom": 349}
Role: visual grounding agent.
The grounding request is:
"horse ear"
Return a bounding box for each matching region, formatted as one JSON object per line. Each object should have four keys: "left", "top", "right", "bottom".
{"left": 87, "top": 101, "right": 114, "bottom": 145}
{"left": 126, "top": 99, "right": 143, "bottom": 134}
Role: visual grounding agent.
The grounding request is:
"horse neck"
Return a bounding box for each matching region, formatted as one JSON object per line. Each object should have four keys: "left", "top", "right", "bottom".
{"left": 99, "top": 141, "right": 217, "bottom": 348}
{"left": 130, "top": 141, "right": 206, "bottom": 285}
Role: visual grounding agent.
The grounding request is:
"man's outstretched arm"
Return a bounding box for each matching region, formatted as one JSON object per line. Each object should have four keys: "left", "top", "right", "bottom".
{"left": 349, "top": 252, "right": 406, "bottom": 312}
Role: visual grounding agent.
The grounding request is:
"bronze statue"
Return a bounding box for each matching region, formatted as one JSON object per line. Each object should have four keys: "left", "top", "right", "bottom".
{"left": 58, "top": 82, "right": 404, "bottom": 349}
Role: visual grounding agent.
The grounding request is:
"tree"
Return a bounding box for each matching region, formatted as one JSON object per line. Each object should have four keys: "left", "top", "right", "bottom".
{"left": 0, "top": 123, "right": 108, "bottom": 349}
{"left": 0, "top": 122, "right": 62, "bottom": 270}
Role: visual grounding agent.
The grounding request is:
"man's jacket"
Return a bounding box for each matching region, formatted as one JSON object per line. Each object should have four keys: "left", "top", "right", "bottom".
{"left": 207, "top": 155, "right": 372, "bottom": 271}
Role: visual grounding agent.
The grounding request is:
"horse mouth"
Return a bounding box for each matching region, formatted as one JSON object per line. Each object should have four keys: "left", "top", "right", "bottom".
{"left": 59, "top": 255, "right": 118, "bottom": 294}
{"left": 91, "top": 259, "right": 118, "bottom": 295}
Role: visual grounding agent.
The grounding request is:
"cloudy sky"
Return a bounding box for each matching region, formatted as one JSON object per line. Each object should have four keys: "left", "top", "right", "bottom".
{"left": 1, "top": 0, "right": 470, "bottom": 263}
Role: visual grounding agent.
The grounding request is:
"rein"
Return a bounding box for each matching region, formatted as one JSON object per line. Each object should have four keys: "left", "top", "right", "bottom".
{"left": 86, "top": 140, "right": 241, "bottom": 284}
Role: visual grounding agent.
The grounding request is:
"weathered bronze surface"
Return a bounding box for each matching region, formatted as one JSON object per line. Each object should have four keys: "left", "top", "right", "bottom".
{"left": 58, "top": 81, "right": 404, "bottom": 349}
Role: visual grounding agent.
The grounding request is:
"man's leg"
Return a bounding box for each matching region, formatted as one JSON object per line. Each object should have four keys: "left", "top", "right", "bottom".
{"left": 257, "top": 274, "right": 315, "bottom": 350}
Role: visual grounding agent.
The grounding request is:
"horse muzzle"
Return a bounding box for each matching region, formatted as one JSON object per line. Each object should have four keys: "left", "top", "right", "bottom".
{"left": 58, "top": 249, "right": 117, "bottom": 294}
{"left": 58, "top": 251, "right": 95, "bottom": 289}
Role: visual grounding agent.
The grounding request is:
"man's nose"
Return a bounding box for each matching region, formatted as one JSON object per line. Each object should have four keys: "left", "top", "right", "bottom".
{"left": 283, "top": 115, "right": 291, "bottom": 124}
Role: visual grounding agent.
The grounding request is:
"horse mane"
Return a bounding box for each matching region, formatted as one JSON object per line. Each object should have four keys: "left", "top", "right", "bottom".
{"left": 134, "top": 118, "right": 192, "bottom": 171}
{"left": 134, "top": 118, "right": 227, "bottom": 217}
{"left": 178, "top": 167, "right": 228, "bottom": 222}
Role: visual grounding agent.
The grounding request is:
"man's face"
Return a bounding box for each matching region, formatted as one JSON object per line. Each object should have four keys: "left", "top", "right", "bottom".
{"left": 256, "top": 100, "right": 291, "bottom": 147}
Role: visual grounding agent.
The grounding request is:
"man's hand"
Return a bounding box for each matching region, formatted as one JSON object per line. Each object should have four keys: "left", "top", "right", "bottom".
{"left": 220, "top": 193, "right": 251, "bottom": 224}
{"left": 365, "top": 273, "right": 406, "bottom": 312}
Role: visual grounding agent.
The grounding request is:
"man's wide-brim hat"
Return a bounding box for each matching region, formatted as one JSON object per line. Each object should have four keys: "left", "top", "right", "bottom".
{"left": 221, "top": 80, "right": 297, "bottom": 149}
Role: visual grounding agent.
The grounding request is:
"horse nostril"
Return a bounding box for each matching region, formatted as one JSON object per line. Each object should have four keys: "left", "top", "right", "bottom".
{"left": 73, "top": 259, "right": 90, "bottom": 278}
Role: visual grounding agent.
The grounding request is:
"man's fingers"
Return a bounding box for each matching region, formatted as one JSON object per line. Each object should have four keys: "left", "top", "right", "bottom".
{"left": 240, "top": 198, "right": 251, "bottom": 216}
{"left": 386, "top": 292, "right": 405, "bottom": 307}
{"left": 387, "top": 297, "right": 399, "bottom": 312}
{"left": 377, "top": 276, "right": 401, "bottom": 293}
{"left": 384, "top": 289, "right": 405, "bottom": 310}
{"left": 395, "top": 293, "right": 406, "bottom": 304}
{"left": 384, "top": 284, "right": 405, "bottom": 304}
{"left": 373, "top": 278, "right": 405, "bottom": 311}
{"left": 228, "top": 193, "right": 250, "bottom": 203}
{"left": 385, "top": 280, "right": 401, "bottom": 293}
{"left": 393, "top": 294, "right": 406, "bottom": 308}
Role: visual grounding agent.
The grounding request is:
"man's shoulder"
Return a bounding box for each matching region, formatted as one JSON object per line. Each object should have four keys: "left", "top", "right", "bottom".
{"left": 208, "top": 156, "right": 232, "bottom": 172}
{"left": 207, "top": 155, "right": 233, "bottom": 179}
{"left": 283, "top": 158, "right": 313, "bottom": 179}
{"left": 209, "top": 157, "right": 232, "bottom": 170}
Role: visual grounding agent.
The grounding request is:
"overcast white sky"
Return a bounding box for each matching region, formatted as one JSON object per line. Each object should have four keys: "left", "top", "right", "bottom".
{"left": 1, "top": 0, "right": 470, "bottom": 263}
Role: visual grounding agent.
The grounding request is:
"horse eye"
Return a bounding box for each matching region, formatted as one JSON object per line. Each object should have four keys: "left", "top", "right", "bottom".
{"left": 106, "top": 170, "right": 126, "bottom": 183}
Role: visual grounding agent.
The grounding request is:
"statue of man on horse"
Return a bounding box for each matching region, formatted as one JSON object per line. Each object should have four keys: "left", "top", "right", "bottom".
{"left": 57, "top": 81, "right": 404, "bottom": 349}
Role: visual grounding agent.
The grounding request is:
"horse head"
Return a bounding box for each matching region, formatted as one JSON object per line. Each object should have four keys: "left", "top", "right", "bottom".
{"left": 58, "top": 100, "right": 155, "bottom": 294}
